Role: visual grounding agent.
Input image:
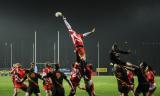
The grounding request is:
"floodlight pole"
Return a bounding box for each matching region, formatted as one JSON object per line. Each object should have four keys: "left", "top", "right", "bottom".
{"left": 33, "top": 43, "right": 35, "bottom": 63}
{"left": 10, "top": 43, "right": 13, "bottom": 68}
{"left": 35, "top": 32, "right": 37, "bottom": 65}
{"left": 57, "top": 31, "right": 59, "bottom": 64}
{"left": 34, "top": 31, "right": 38, "bottom": 73}
{"left": 97, "top": 41, "right": 100, "bottom": 76}
{"left": 54, "top": 42, "right": 56, "bottom": 63}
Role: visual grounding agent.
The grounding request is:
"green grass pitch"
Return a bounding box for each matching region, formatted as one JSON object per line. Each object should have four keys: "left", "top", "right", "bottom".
{"left": 0, "top": 76, "right": 159, "bottom": 96}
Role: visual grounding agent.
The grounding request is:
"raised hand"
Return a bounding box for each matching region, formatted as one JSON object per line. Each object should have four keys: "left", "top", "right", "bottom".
{"left": 91, "top": 28, "right": 95, "bottom": 33}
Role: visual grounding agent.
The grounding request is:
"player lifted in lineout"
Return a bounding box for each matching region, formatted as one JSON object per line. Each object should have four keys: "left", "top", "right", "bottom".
{"left": 55, "top": 12, "right": 95, "bottom": 78}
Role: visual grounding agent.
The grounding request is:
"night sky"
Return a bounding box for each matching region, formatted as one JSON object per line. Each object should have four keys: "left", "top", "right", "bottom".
{"left": 0, "top": 0, "right": 160, "bottom": 73}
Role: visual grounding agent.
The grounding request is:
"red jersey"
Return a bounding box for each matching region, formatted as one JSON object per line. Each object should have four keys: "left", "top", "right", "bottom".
{"left": 127, "top": 70, "right": 134, "bottom": 81}
{"left": 15, "top": 68, "right": 26, "bottom": 82}
{"left": 70, "top": 68, "right": 81, "bottom": 83}
{"left": 86, "top": 67, "right": 92, "bottom": 80}
{"left": 146, "top": 70, "right": 155, "bottom": 84}
{"left": 69, "top": 30, "right": 84, "bottom": 48}
{"left": 42, "top": 67, "right": 53, "bottom": 85}
{"left": 14, "top": 68, "right": 27, "bottom": 89}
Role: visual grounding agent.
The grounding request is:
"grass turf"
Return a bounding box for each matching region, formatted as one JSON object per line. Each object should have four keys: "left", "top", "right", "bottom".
{"left": 0, "top": 76, "right": 159, "bottom": 96}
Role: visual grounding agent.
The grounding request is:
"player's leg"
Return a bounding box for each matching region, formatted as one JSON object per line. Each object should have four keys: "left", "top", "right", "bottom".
{"left": 69, "top": 82, "right": 77, "bottom": 96}
{"left": 134, "top": 85, "right": 141, "bottom": 96}
{"left": 56, "top": 87, "right": 65, "bottom": 96}
{"left": 35, "top": 93, "right": 41, "bottom": 96}
{"left": 85, "top": 80, "right": 94, "bottom": 96}
{"left": 142, "top": 83, "right": 150, "bottom": 96}
{"left": 44, "top": 85, "right": 51, "bottom": 96}
{"left": 13, "top": 88, "right": 18, "bottom": 96}
{"left": 51, "top": 87, "right": 56, "bottom": 96}
{"left": 143, "top": 92, "right": 149, "bottom": 96}
{"left": 121, "top": 93, "right": 128, "bottom": 96}
{"left": 48, "top": 90, "right": 52, "bottom": 96}
{"left": 45, "top": 90, "right": 52, "bottom": 96}
{"left": 76, "top": 49, "right": 87, "bottom": 79}
{"left": 148, "top": 83, "right": 156, "bottom": 96}
{"left": 87, "top": 80, "right": 95, "bottom": 96}
{"left": 20, "top": 84, "right": 28, "bottom": 95}
{"left": 76, "top": 47, "right": 86, "bottom": 64}
{"left": 25, "top": 90, "right": 32, "bottom": 96}
{"left": 33, "top": 86, "right": 41, "bottom": 96}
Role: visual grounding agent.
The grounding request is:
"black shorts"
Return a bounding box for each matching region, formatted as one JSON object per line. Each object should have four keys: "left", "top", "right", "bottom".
{"left": 27, "top": 86, "right": 40, "bottom": 94}
{"left": 118, "top": 82, "right": 129, "bottom": 93}
{"left": 52, "top": 86, "right": 65, "bottom": 96}
{"left": 136, "top": 83, "right": 149, "bottom": 93}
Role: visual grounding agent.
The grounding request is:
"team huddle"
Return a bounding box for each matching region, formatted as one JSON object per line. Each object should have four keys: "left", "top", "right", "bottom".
{"left": 9, "top": 11, "right": 157, "bottom": 96}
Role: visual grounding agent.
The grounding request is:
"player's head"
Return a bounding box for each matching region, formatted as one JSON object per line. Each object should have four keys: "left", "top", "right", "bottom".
{"left": 45, "top": 63, "right": 50, "bottom": 68}
{"left": 13, "top": 64, "right": 16, "bottom": 68}
{"left": 87, "top": 64, "right": 93, "bottom": 70}
{"left": 29, "top": 62, "right": 35, "bottom": 72}
{"left": 55, "top": 64, "right": 60, "bottom": 70}
{"left": 73, "top": 62, "right": 79, "bottom": 69}
{"left": 112, "top": 42, "right": 119, "bottom": 51}
{"left": 30, "top": 62, "right": 35, "bottom": 68}
{"left": 146, "top": 65, "right": 153, "bottom": 72}
{"left": 16, "top": 63, "right": 21, "bottom": 68}
{"left": 113, "top": 64, "right": 121, "bottom": 71}
{"left": 140, "top": 61, "right": 148, "bottom": 70}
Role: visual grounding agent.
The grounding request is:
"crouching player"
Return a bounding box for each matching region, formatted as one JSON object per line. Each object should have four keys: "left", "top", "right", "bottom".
{"left": 42, "top": 64, "right": 53, "bottom": 96}
{"left": 69, "top": 62, "right": 81, "bottom": 96}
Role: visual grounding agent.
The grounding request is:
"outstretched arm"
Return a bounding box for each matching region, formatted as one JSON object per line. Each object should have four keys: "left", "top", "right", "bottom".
{"left": 63, "top": 17, "right": 72, "bottom": 30}
{"left": 83, "top": 28, "right": 95, "bottom": 37}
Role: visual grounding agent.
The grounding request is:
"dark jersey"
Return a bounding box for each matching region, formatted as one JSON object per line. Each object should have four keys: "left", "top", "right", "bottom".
{"left": 114, "top": 65, "right": 130, "bottom": 93}
{"left": 115, "top": 65, "right": 130, "bottom": 86}
{"left": 134, "top": 67, "right": 148, "bottom": 84}
{"left": 23, "top": 72, "right": 42, "bottom": 87}
{"left": 110, "top": 50, "right": 129, "bottom": 66}
{"left": 47, "top": 70, "right": 68, "bottom": 87}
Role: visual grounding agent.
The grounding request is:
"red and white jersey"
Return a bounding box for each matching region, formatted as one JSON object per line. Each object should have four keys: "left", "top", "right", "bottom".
{"left": 127, "top": 70, "right": 134, "bottom": 81}
{"left": 15, "top": 68, "right": 26, "bottom": 82}
{"left": 86, "top": 67, "right": 92, "bottom": 80}
{"left": 146, "top": 70, "right": 155, "bottom": 84}
{"left": 69, "top": 30, "right": 84, "bottom": 48}
{"left": 42, "top": 67, "right": 53, "bottom": 76}
{"left": 70, "top": 68, "right": 81, "bottom": 83}
{"left": 42, "top": 67, "right": 53, "bottom": 85}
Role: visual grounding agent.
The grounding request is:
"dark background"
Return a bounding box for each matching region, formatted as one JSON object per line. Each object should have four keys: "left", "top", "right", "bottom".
{"left": 0, "top": 0, "right": 160, "bottom": 74}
